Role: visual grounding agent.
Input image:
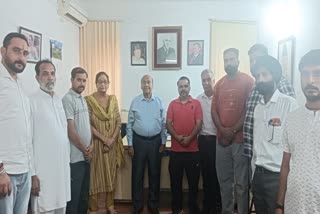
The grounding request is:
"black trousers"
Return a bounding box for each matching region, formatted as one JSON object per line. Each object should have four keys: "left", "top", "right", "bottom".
{"left": 66, "top": 161, "right": 90, "bottom": 214}
{"left": 198, "top": 135, "right": 221, "bottom": 214}
{"left": 169, "top": 151, "right": 200, "bottom": 214}
{"left": 252, "top": 166, "right": 280, "bottom": 214}
{"left": 131, "top": 132, "right": 162, "bottom": 211}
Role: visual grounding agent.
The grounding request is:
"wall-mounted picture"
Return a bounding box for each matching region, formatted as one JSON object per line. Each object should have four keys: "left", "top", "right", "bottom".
{"left": 19, "top": 27, "right": 42, "bottom": 63}
{"left": 152, "top": 26, "right": 182, "bottom": 70}
{"left": 278, "top": 36, "right": 295, "bottom": 85}
{"left": 131, "top": 41, "right": 147, "bottom": 66}
{"left": 187, "top": 40, "right": 204, "bottom": 65}
{"left": 50, "top": 39, "right": 63, "bottom": 60}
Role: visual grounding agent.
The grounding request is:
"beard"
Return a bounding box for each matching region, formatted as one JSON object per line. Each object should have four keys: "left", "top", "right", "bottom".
{"left": 256, "top": 81, "right": 275, "bottom": 95}
{"left": 4, "top": 57, "right": 26, "bottom": 74}
{"left": 225, "top": 65, "right": 238, "bottom": 75}
{"left": 303, "top": 85, "right": 320, "bottom": 102}
{"left": 40, "top": 81, "right": 55, "bottom": 93}
{"left": 74, "top": 86, "right": 85, "bottom": 94}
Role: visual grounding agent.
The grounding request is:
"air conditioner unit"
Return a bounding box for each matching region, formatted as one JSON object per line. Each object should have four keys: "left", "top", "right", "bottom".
{"left": 58, "top": 0, "right": 88, "bottom": 27}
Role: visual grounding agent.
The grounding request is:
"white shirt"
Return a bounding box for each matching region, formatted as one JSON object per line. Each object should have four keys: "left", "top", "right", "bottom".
{"left": 0, "top": 62, "right": 32, "bottom": 174}
{"left": 197, "top": 93, "right": 217, "bottom": 136}
{"left": 253, "top": 90, "right": 298, "bottom": 172}
{"left": 30, "top": 89, "right": 71, "bottom": 212}
{"left": 283, "top": 106, "right": 320, "bottom": 213}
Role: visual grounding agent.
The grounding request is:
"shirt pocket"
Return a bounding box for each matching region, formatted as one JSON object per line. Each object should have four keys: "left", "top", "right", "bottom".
{"left": 268, "top": 125, "right": 283, "bottom": 145}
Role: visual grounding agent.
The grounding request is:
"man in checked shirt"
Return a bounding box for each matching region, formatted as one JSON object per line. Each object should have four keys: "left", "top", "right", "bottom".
{"left": 243, "top": 44, "right": 295, "bottom": 159}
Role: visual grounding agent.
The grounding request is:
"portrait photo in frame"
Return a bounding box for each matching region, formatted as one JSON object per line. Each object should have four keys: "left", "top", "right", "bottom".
{"left": 152, "top": 26, "right": 182, "bottom": 70}
{"left": 131, "top": 41, "right": 147, "bottom": 66}
{"left": 278, "top": 36, "right": 295, "bottom": 85}
{"left": 187, "top": 40, "right": 204, "bottom": 66}
{"left": 19, "top": 27, "right": 42, "bottom": 63}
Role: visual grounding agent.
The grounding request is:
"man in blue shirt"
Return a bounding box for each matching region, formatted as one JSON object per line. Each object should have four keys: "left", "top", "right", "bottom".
{"left": 127, "top": 75, "right": 167, "bottom": 214}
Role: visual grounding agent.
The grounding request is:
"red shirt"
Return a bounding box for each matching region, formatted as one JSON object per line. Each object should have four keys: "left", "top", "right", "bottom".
{"left": 167, "top": 96, "right": 203, "bottom": 152}
{"left": 211, "top": 72, "right": 254, "bottom": 144}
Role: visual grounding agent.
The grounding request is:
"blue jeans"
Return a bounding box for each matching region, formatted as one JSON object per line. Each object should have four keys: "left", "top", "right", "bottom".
{"left": 0, "top": 172, "right": 31, "bottom": 214}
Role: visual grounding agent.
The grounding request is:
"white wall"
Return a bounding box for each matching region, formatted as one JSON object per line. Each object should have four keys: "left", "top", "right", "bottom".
{"left": 257, "top": 0, "right": 320, "bottom": 105}
{"left": 0, "top": 0, "right": 80, "bottom": 96}
{"left": 79, "top": 0, "right": 259, "bottom": 110}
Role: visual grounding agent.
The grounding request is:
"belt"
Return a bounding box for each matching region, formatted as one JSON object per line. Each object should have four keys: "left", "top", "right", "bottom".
{"left": 199, "top": 135, "right": 216, "bottom": 139}
{"left": 133, "top": 131, "right": 161, "bottom": 141}
{"left": 255, "top": 165, "right": 279, "bottom": 174}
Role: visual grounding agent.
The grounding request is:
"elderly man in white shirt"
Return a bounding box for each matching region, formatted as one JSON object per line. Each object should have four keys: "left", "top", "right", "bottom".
{"left": 0, "top": 32, "right": 33, "bottom": 214}
{"left": 30, "top": 59, "right": 71, "bottom": 214}
{"left": 251, "top": 55, "right": 298, "bottom": 214}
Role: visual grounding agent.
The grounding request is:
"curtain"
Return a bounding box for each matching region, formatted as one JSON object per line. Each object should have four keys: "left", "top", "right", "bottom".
{"left": 80, "top": 21, "right": 121, "bottom": 107}
{"left": 209, "top": 20, "right": 257, "bottom": 81}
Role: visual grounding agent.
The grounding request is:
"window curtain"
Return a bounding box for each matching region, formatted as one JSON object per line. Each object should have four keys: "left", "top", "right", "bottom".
{"left": 80, "top": 21, "right": 121, "bottom": 107}
{"left": 209, "top": 20, "right": 257, "bottom": 81}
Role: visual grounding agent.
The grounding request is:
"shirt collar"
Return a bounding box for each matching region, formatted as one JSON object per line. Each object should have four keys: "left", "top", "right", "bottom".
{"left": 0, "top": 61, "right": 18, "bottom": 80}
{"left": 174, "top": 95, "right": 193, "bottom": 103}
{"left": 140, "top": 94, "right": 155, "bottom": 101}
{"left": 259, "top": 89, "right": 281, "bottom": 104}
{"left": 69, "top": 88, "right": 82, "bottom": 98}
{"left": 201, "top": 92, "right": 212, "bottom": 99}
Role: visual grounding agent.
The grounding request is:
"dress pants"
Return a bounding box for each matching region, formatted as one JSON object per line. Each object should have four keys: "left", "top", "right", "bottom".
{"left": 131, "top": 132, "right": 162, "bottom": 212}
{"left": 169, "top": 151, "right": 200, "bottom": 214}
{"left": 66, "top": 161, "right": 90, "bottom": 214}
{"left": 198, "top": 135, "right": 221, "bottom": 214}
{"left": 216, "top": 142, "right": 249, "bottom": 214}
{"left": 252, "top": 166, "right": 280, "bottom": 214}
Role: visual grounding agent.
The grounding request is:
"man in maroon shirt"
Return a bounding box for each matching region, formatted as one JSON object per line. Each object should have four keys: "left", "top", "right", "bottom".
{"left": 211, "top": 48, "right": 254, "bottom": 214}
{"left": 167, "top": 76, "right": 203, "bottom": 214}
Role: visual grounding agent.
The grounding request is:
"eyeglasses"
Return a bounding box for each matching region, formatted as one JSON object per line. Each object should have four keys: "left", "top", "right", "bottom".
{"left": 97, "top": 80, "right": 109, "bottom": 85}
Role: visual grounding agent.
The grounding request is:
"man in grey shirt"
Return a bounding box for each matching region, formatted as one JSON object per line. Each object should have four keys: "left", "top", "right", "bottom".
{"left": 62, "top": 67, "right": 93, "bottom": 214}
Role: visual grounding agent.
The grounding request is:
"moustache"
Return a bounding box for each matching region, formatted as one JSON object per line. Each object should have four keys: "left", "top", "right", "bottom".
{"left": 14, "top": 60, "right": 26, "bottom": 66}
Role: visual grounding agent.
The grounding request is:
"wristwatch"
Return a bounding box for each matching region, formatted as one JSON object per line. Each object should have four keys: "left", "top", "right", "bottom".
{"left": 275, "top": 203, "right": 284, "bottom": 210}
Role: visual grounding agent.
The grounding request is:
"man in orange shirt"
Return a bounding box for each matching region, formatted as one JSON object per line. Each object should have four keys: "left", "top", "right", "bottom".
{"left": 211, "top": 48, "right": 254, "bottom": 214}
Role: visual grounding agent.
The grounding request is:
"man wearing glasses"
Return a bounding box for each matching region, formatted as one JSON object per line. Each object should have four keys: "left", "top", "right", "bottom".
{"left": 251, "top": 55, "right": 298, "bottom": 214}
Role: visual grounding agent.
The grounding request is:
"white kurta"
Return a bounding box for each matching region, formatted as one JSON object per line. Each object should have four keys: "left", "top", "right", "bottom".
{"left": 30, "top": 89, "right": 71, "bottom": 212}
{"left": 283, "top": 106, "right": 320, "bottom": 213}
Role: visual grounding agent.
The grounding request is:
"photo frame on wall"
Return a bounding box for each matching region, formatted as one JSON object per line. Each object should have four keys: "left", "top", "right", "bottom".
{"left": 278, "top": 36, "right": 295, "bottom": 85}
{"left": 50, "top": 39, "right": 63, "bottom": 60}
{"left": 187, "top": 40, "right": 204, "bottom": 66}
{"left": 131, "top": 41, "right": 147, "bottom": 66}
{"left": 19, "top": 27, "right": 42, "bottom": 63}
{"left": 152, "top": 26, "right": 182, "bottom": 70}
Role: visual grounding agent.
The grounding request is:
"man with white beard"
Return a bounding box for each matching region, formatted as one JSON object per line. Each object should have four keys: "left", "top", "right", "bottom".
{"left": 30, "top": 59, "right": 71, "bottom": 214}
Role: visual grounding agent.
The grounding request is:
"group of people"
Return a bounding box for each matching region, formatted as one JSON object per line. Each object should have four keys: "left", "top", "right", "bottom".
{"left": 0, "top": 32, "right": 124, "bottom": 214}
{"left": 0, "top": 31, "right": 320, "bottom": 214}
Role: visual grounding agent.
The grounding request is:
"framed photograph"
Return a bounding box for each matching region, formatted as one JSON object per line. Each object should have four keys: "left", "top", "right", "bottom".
{"left": 19, "top": 27, "right": 42, "bottom": 63}
{"left": 131, "top": 41, "right": 147, "bottom": 66}
{"left": 50, "top": 39, "right": 63, "bottom": 60}
{"left": 187, "top": 40, "right": 204, "bottom": 65}
{"left": 152, "top": 26, "right": 182, "bottom": 70}
{"left": 278, "top": 36, "right": 295, "bottom": 85}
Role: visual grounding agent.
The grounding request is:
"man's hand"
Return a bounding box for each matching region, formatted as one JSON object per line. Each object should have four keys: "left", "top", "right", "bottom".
{"left": 84, "top": 144, "right": 94, "bottom": 161}
{"left": 180, "top": 136, "right": 192, "bottom": 147}
{"left": 128, "top": 146, "right": 134, "bottom": 158}
{"left": 175, "top": 134, "right": 184, "bottom": 142}
{"left": 159, "top": 144, "right": 165, "bottom": 153}
{"left": 31, "top": 175, "right": 40, "bottom": 196}
{"left": 220, "top": 127, "right": 234, "bottom": 142}
{"left": 0, "top": 172, "right": 11, "bottom": 198}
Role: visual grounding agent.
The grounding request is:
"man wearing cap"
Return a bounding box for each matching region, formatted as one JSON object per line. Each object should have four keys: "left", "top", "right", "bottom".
{"left": 251, "top": 55, "right": 298, "bottom": 214}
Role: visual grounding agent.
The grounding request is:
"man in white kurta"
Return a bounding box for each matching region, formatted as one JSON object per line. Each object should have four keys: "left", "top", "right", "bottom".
{"left": 30, "top": 60, "right": 70, "bottom": 214}
{"left": 276, "top": 50, "right": 320, "bottom": 214}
